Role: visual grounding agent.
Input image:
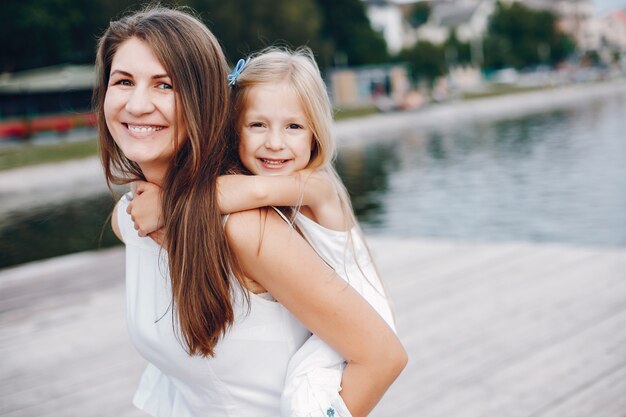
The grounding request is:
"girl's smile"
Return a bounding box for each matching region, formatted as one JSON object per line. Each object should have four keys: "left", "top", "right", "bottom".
{"left": 238, "top": 81, "right": 313, "bottom": 176}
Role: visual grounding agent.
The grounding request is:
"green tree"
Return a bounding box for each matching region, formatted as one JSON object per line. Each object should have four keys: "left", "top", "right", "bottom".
{"left": 315, "top": 0, "right": 389, "bottom": 68}
{"left": 2, "top": 0, "right": 390, "bottom": 73}
{"left": 397, "top": 41, "right": 446, "bottom": 83}
{"left": 410, "top": 1, "right": 431, "bottom": 28}
{"left": 0, "top": 0, "right": 104, "bottom": 71}
{"left": 191, "top": 0, "right": 324, "bottom": 64}
{"left": 444, "top": 29, "right": 472, "bottom": 65}
{"left": 483, "top": 1, "right": 574, "bottom": 70}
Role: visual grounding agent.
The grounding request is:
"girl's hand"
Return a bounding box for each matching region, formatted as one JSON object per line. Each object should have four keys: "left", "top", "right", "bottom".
{"left": 148, "top": 228, "right": 165, "bottom": 246}
{"left": 127, "top": 181, "right": 164, "bottom": 237}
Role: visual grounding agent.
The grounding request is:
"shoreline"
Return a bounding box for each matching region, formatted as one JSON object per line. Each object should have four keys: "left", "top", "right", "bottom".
{"left": 334, "top": 79, "right": 626, "bottom": 145}
{"left": 2, "top": 79, "right": 626, "bottom": 214}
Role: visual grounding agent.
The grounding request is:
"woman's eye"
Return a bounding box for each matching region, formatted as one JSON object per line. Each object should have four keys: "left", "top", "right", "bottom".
{"left": 157, "top": 82, "right": 173, "bottom": 90}
{"left": 113, "top": 79, "right": 132, "bottom": 86}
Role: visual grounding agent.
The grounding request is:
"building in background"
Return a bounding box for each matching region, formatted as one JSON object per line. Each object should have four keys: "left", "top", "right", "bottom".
{"left": 0, "top": 65, "right": 95, "bottom": 140}
{"left": 364, "top": 0, "right": 601, "bottom": 54}
{"left": 517, "top": 0, "right": 599, "bottom": 51}
{"left": 415, "top": 0, "right": 495, "bottom": 45}
{"left": 328, "top": 63, "right": 413, "bottom": 109}
{"left": 364, "top": 0, "right": 421, "bottom": 54}
{"left": 597, "top": 9, "right": 626, "bottom": 66}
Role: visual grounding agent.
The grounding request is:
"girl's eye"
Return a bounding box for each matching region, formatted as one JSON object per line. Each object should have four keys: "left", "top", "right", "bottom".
{"left": 157, "top": 82, "right": 173, "bottom": 90}
{"left": 250, "top": 122, "right": 264, "bottom": 128}
{"left": 288, "top": 123, "right": 303, "bottom": 130}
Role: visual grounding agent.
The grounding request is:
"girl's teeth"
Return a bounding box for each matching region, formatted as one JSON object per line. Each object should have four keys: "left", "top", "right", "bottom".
{"left": 128, "top": 125, "right": 163, "bottom": 133}
{"left": 263, "top": 159, "right": 286, "bottom": 165}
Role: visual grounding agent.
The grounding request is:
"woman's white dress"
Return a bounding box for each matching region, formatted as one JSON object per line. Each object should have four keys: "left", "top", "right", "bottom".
{"left": 117, "top": 193, "right": 310, "bottom": 417}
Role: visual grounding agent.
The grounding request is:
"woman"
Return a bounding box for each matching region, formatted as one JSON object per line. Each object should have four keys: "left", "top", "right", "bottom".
{"left": 94, "top": 6, "right": 406, "bottom": 417}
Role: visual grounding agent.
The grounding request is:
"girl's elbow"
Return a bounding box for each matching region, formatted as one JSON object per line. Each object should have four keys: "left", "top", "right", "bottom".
{"left": 383, "top": 339, "right": 408, "bottom": 379}
{"left": 250, "top": 180, "right": 271, "bottom": 205}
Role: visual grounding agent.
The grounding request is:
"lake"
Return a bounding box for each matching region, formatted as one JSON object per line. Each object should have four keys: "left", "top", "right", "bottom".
{"left": 2, "top": 89, "right": 625, "bottom": 267}
{"left": 336, "top": 91, "right": 626, "bottom": 247}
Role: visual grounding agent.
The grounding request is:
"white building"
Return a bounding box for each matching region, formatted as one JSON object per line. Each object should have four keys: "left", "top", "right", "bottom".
{"left": 363, "top": 0, "right": 602, "bottom": 59}
{"left": 516, "top": 0, "right": 599, "bottom": 50}
{"left": 364, "top": 0, "right": 421, "bottom": 54}
{"left": 599, "top": 10, "right": 626, "bottom": 52}
{"left": 416, "top": 0, "right": 495, "bottom": 44}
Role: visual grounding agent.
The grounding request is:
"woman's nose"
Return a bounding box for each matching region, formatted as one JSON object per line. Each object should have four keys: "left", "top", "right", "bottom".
{"left": 125, "top": 87, "right": 155, "bottom": 115}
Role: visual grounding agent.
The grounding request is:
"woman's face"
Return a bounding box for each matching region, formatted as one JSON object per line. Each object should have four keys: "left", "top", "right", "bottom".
{"left": 104, "top": 37, "right": 184, "bottom": 182}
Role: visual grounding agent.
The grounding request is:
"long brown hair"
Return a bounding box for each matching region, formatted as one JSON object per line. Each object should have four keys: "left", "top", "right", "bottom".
{"left": 94, "top": 5, "right": 241, "bottom": 356}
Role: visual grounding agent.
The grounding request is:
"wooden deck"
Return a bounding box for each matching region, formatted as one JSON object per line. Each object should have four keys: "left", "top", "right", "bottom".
{"left": 1, "top": 238, "right": 625, "bottom": 417}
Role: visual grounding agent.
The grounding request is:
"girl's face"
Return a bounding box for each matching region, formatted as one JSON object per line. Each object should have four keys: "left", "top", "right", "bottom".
{"left": 104, "top": 37, "right": 184, "bottom": 182}
{"left": 238, "top": 81, "right": 313, "bottom": 176}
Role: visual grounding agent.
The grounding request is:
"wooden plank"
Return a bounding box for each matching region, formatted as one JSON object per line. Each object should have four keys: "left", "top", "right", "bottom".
{"left": 1, "top": 241, "right": 626, "bottom": 417}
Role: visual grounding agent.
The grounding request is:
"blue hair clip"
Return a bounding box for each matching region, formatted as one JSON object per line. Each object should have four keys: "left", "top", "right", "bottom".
{"left": 228, "top": 58, "right": 250, "bottom": 86}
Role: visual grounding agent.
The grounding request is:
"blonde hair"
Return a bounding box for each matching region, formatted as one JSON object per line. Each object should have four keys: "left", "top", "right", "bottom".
{"left": 94, "top": 5, "right": 241, "bottom": 357}
{"left": 230, "top": 48, "right": 392, "bottom": 309}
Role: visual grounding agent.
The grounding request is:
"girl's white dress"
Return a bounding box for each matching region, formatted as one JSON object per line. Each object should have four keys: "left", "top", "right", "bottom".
{"left": 280, "top": 211, "right": 396, "bottom": 417}
{"left": 117, "top": 194, "right": 310, "bottom": 417}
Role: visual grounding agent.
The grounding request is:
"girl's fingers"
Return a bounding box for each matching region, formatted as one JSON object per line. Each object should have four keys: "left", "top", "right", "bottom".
{"left": 134, "top": 180, "right": 149, "bottom": 195}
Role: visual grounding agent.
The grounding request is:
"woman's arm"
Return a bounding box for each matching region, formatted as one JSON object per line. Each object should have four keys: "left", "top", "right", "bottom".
{"left": 225, "top": 208, "right": 407, "bottom": 417}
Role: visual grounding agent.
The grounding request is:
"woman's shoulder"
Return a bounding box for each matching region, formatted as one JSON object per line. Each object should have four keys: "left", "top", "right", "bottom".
{"left": 225, "top": 208, "right": 298, "bottom": 255}
{"left": 225, "top": 207, "right": 288, "bottom": 237}
{"left": 112, "top": 192, "right": 133, "bottom": 242}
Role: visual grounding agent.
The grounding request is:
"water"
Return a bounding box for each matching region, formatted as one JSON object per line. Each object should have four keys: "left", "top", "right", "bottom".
{"left": 336, "top": 93, "right": 626, "bottom": 247}
{"left": 2, "top": 92, "right": 625, "bottom": 268}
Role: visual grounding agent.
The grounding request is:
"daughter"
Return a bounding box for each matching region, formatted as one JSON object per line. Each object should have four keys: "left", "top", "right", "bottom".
{"left": 129, "top": 47, "right": 397, "bottom": 417}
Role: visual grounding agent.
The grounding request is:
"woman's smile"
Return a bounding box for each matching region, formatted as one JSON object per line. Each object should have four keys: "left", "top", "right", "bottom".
{"left": 103, "top": 36, "right": 184, "bottom": 183}
{"left": 126, "top": 124, "right": 165, "bottom": 134}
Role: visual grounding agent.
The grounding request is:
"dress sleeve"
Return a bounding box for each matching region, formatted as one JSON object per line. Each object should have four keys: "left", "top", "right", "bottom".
{"left": 281, "top": 335, "right": 353, "bottom": 417}
{"left": 116, "top": 192, "right": 134, "bottom": 243}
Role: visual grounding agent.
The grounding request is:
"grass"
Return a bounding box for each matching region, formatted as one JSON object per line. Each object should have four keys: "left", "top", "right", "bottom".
{"left": 334, "top": 105, "right": 379, "bottom": 120}
{"left": 0, "top": 139, "right": 98, "bottom": 171}
{"left": 462, "top": 84, "right": 552, "bottom": 100}
{"left": 0, "top": 107, "right": 382, "bottom": 171}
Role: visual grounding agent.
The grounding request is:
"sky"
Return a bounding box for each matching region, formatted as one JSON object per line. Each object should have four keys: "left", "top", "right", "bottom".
{"left": 595, "top": 0, "right": 626, "bottom": 13}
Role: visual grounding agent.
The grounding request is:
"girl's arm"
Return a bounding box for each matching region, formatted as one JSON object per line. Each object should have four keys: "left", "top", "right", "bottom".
{"left": 225, "top": 208, "right": 407, "bottom": 417}
{"left": 129, "top": 169, "right": 337, "bottom": 237}
{"left": 218, "top": 169, "right": 336, "bottom": 214}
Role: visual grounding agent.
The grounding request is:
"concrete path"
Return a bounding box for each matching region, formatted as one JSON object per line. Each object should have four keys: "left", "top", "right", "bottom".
{"left": 1, "top": 238, "right": 625, "bottom": 417}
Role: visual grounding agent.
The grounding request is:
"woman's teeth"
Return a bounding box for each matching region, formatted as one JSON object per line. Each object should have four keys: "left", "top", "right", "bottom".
{"left": 127, "top": 125, "right": 163, "bottom": 133}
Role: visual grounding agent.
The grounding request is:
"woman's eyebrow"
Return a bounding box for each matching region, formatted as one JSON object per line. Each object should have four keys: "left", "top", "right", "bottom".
{"left": 110, "top": 69, "right": 129, "bottom": 77}
{"left": 109, "top": 69, "right": 169, "bottom": 79}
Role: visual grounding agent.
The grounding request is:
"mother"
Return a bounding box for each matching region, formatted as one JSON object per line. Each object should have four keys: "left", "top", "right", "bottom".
{"left": 94, "top": 6, "right": 406, "bottom": 417}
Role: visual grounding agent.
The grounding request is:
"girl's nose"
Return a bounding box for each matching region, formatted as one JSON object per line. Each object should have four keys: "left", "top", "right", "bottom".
{"left": 125, "top": 87, "right": 155, "bottom": 115}
{"left": 264, "top": 131, "right": 285, "bottom": 150}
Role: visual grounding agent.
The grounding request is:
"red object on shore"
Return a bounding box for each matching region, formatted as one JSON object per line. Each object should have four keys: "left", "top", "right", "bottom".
{"left": 0, "top": 112, "right": 97, "bottom": 140}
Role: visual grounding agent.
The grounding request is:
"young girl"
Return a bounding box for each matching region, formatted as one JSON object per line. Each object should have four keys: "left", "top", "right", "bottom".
{"left": 129, "top": 48, "right": 399, "bottom": 417}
